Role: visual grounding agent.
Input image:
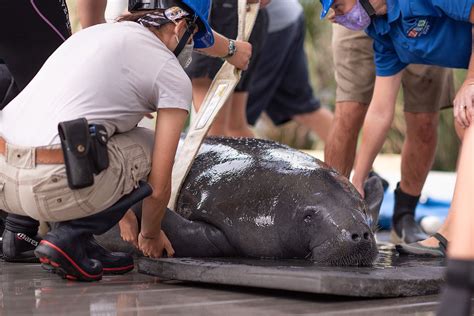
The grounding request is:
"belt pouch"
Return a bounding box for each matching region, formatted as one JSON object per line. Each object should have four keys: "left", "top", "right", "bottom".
{"left": 58, "top": 118, "right": 94, "bottom": 189}
{"left": 89, "top": 124, "right": 109, "bottom": 173}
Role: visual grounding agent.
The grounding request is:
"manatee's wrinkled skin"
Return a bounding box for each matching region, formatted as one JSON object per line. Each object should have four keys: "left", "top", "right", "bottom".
{"left": 160, "top": 137, "right": 383, "bottom": 266}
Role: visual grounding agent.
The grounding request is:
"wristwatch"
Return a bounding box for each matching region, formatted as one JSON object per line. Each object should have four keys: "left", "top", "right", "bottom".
{"left": 223, "top": 39, "right": 237, "bottom": 59}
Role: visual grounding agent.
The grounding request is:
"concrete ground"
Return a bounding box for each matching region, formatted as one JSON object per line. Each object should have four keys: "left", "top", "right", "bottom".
{"left": 2, "top": 259, "right": 473, "bottom": 316}
{"left": 1, "top": 233, "right": 472, "bottom": 315}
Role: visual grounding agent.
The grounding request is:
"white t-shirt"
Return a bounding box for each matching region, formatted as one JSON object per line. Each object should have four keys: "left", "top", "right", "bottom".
{"left": 0, "top": 22, "right": 191, "bottom": 146}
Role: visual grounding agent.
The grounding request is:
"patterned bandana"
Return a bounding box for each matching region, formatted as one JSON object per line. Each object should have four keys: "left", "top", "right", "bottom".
{"left": 137, "top": 6, "right": 190, "bottom": 28}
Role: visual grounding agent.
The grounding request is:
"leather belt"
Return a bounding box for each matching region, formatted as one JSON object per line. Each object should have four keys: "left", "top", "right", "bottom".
{"left": 0, "top": 137, "right": 64, "bottom": 164}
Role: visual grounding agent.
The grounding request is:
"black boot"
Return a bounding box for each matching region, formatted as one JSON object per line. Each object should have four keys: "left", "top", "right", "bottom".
{"left": 2, "top": 230, "right": 41, "bottom": 263}
{"left": 2, "top": 214, "right": 41, "bottom": 263}
{"left": 35, "top": 181, "right": 151, "bottom": 282}
{"left": 85, "top": 237, "right": 134, "bottom": 275}
{"left": 35, "top": 228, "right": 103, "bottom": 282}
{"left": 437, "top": 259, "right": 473, "bottom": 316}
{"left": 390, "top": 183, "right": 428, "bottom": 244}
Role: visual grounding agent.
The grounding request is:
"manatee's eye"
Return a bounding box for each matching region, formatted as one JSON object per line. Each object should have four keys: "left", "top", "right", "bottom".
{"left": 302, "top": 206, "right": 321, "bottom": 224}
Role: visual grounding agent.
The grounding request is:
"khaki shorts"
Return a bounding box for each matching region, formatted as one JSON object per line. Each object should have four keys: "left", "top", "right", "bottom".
{"left": 332, "top": 24, "right": 454, "bottom": 112}
{"left": 0, "top": 127, "right": 153, "bottom": 222}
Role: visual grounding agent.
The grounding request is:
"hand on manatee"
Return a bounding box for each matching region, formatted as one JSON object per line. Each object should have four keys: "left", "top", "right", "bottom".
{"left": 118, "top": 209, "right": 139, "bottom": 248}
{"left": 353, "top": 181, "right": 365, "bottom": 198}
{"left": 139, "top": 230, "right": 175, "bottom": 259}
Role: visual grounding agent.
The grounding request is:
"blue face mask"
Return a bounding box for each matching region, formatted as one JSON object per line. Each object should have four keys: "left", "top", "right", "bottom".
{"left": 335, "top": 0, "right": 372, "bottom": 31}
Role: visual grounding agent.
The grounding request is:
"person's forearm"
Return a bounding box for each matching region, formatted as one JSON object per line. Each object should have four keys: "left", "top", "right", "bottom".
{"left": 140, "top": 188, "right": 170, "bottom": 238}
{"left": 77, "top": 0, "right": 107, "bottom": 28}
{"left": 352, "top": 73, "right": 402, "bottom": 193}
{"left": 352, "top": 102, "right": 395, "bottom": 188}
{"left": 197, "top": 31, "right": 229, "bottom": 58}
{"left": 197, "top": 31, "right": 252, "bottom": 70}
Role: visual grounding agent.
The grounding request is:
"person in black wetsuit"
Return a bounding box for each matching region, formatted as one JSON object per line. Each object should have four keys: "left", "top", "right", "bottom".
{"left": 0, "top": 0, "right": 71, "bottom": 262}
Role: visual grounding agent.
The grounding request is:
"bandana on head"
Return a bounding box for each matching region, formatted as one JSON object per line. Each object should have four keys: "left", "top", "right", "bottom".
{"left": 137, "top": 6, "right": 190, "bottom": 28}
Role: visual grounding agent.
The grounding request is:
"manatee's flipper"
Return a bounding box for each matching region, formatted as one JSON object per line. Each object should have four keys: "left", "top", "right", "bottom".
{"left": 162, "top": 209, "right": 236, "bottom": 257}
{"left": 130, "top": 203, "right": 235, "bottom": 257}
{"left": 364, "top": 175, "right": 384, "bottom": 229}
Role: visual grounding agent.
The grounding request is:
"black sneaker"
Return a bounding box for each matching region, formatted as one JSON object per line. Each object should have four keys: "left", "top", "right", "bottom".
{"left": 2, "top": 230, "right": 41, "bottom": 263}
{"left": 34, "top": 232, "right": 103, "bottom": 282}
{"left": 85, "top": 238, "right": 134, "bottom": 275}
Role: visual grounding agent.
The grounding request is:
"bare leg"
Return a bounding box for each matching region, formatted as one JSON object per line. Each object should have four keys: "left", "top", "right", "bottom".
{"left": 324, "top": 101, "right": 368, "bottom": 178}
{"left": 77, "top": 0, "right": 107, "bottom": 28}
{"left": 400, "top": 112, "right": 439, "bottom": 196}
{"left": 407, "top": 118, "right": 463, "bottom": 247}
{"left": 418, "top": 145, "right": 460, "bottom": 248}
{"left": 226, "top": 91, "right": 254, "bottom": 138}
{"left": 192, "top": 77, "right": 232, "bottom": 137}
{"left": 447, "top": 124, "right": 474, "bottom": 259}
{"left": 436, "top": 123, "right": 474, "bottom": 316}
{"left": 293, "top": 107, "right": 334, "bottom": 143}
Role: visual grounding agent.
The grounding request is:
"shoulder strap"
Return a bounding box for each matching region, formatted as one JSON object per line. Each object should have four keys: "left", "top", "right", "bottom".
{"left": 360, "top": 0, "right": 376, "bottom": 18}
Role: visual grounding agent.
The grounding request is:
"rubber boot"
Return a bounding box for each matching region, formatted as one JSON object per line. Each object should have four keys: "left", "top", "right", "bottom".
{"left": 390, "top": 182, "right": 428, "bottom": 244}
{"left": 437, "top": 259, "right": 473, "bottom": 316}
{"left": 35, "top": 227, "right": 103, "bottom": 281}
{"left": 35, "top": 181, "right": 151, "bottom": 282}
{"left": 85, "top": 237, "right": 134, "bottom": 275}
{"left": 2, "top": 214, "right": 41, "bottom": 262}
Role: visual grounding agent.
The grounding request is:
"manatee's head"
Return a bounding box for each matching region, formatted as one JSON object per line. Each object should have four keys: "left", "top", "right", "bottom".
{"left": 293, "top": 168, "right": 384, "bottom": 266}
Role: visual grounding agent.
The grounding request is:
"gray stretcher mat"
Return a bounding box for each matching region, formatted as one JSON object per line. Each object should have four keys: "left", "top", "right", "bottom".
{"left": 137, "top": 245, "right": 445, "bottom": 298}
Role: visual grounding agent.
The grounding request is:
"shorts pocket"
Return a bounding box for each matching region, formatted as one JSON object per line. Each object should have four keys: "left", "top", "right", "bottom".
{"left": 120, "top": 144, "right": 150, "bottom": 195}
{"left": 32, "top": 174, "right": 90, "bottom": 222}
{"left": 74, "top": 168, "right": 122, "bottom": 213}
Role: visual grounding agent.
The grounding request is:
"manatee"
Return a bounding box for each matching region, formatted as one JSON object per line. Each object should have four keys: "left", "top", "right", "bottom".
{"left": 97, "top": 137, "right": 384, "bottom": 266}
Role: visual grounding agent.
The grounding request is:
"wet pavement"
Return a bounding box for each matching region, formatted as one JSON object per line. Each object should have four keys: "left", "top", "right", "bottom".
{"left": 0, "top": 260, "right": 465, "bottom": 316}
{"left": 1, "top": 233, "right": 472, "bottom": 315}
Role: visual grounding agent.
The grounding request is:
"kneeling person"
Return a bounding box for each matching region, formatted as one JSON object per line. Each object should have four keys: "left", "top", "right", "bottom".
{"left": 0, "top": 0, "right": 214, "bottom": 281}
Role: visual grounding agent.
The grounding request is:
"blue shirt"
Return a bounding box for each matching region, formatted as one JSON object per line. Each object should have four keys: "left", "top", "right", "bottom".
{"left": 366, "top": 0, "right": 474, "bottom": 76}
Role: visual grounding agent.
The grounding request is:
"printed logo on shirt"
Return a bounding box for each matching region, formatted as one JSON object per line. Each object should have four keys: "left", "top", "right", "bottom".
{"left": 407, "top": 18, "right": 431, "bottom": 38}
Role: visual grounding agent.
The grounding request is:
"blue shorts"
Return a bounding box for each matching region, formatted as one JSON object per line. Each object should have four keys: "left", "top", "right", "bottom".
{"left": 246, "top": 15, "right": 321, "bottom": 125}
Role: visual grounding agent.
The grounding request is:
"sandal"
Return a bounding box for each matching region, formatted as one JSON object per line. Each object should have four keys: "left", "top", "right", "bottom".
{"left": 395, "top": 233, "right": 448, "bottom": 257}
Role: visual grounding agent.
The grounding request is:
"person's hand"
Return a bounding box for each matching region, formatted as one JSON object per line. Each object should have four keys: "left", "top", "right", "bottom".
{"left": 351, "top": 177, "right": 366, "bottom": 198}
{"left": 453, "top": 79, "right": 474, "bottom": 128}
{"left": 118, "top": 209, "right": 139, "bottom": 248}
{"left": 138, "top": 230, "right": 175, "bottom": 258}
{"left": 226, "top": 40, "right": 252, "bottom": 70}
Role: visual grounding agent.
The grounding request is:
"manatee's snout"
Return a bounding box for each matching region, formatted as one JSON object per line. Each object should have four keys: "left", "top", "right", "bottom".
{"left": 311, "top": 222, "right": 378, "bottom": 266}
{"left": 346, "top": 228, "right": 372, "bottom": 244}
